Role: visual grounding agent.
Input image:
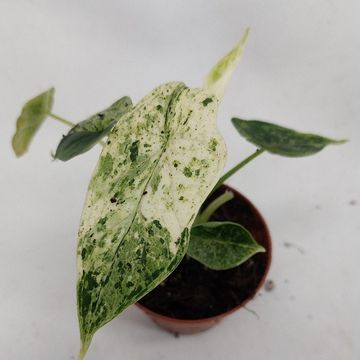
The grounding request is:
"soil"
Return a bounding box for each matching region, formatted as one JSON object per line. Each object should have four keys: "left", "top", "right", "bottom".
{"left": 138, "top": 185, "right": 270, "bottom": 320}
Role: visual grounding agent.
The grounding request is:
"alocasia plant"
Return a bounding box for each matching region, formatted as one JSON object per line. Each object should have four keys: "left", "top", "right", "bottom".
{"left": 11, "top": 29, "right": 346, "bottom": 359}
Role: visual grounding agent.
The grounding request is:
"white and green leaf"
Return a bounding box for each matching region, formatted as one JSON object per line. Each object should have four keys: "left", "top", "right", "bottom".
{"left": 12, "top": 88, "right": 54, "bottom": 156}
{"left": 232, "top": 118, "right": 347, "bottom": 157}
{"left": 54, "top": 97, "right": 132, "bottom": 161}
{"left": 76, "top": 82, "right": 226, "bottom": 358}
{"left": 188, "top": 221, "right": 265, "bottom": 270}
{"left": 204, "top": 28, "right": 249, "bottom": 100}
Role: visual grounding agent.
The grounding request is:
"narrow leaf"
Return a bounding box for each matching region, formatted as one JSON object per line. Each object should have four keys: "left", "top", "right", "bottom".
{"left": 188, "top": 221, "right": 265, "bottom": 270}
{"left": 54, "top": 97, "right": 132, "bottom": 161}
{"left": 232, "top": 118, "right": 347, "bottom": 157}
{"left": 12, "top": 88, "right": 54, "bottom": 156}
{"left": 76, "top": 82, "right": 226, "bottom": 356}
{"left": 204, "top": 28, "right": 249, "bottom": 99}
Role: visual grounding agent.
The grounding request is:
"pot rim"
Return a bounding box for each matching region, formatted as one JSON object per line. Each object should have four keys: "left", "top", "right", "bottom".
{"left": 136, "top": 184, "right": 272, "bottom": 324}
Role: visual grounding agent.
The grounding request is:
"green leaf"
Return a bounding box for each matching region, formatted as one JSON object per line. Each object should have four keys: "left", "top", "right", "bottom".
{"left": 188, "top": 221, "right": 265, "bottom": 270}
{"left": 76, "top": 82, "right": 226, "bottom": 356}
{"left": 232, "top": 118, "right": 347, "bottom": 157}
{"left": 12, "top": 88, "right": 54, "bottom": 156}
{"left": 204, "top": 28, "right": 249, "bottom": 100}
{"left": 54, "top": 97, "right": 132, "bottom": 161}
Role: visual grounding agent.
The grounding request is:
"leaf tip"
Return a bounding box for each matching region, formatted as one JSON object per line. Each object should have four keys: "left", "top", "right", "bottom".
{"left": 241, "top": 27, "right": 250, "bottom": 45}
{"left": 333, "top": 138, "right": 348, "bottom": 145}
{"left": 11, "top": 139, "right": 24, "bottom": 157}
{"left": 50, "top": 150, "right": 58, "bottom": 161}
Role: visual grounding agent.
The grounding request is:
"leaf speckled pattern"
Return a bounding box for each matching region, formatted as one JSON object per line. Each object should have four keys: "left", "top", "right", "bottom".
{"left": 188, "top": 221, "right": 265, "bottom": 270}
{"left": 232, "top": 118, "right": 347, "bottom": 157}
{"left": 76, "top": 82, "right": 226, "bottom": 356}
{"left": 55, "top": 96, "right": 133, "bottom": 161}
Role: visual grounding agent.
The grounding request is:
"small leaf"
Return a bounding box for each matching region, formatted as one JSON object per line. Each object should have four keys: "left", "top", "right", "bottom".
{"left": 54, "top": 96, "right": 132, "bottom": 161}
{"left": 76, "top": 82, "right": 226, "bottom": 356}
{"left": 232, "top": 118, "right": 347, "bottom": 157}
{"left": 12, "top": 88, "right": 54, "bottom": 156}
{"left": 204, "top": 28, "right": 249, "bottom": 100}
{"left": 188, "top": 221, "right": 265, "bottom": 270}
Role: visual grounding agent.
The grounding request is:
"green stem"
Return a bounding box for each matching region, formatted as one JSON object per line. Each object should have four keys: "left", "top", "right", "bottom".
{"left": 48, "top": 112, "right": 76, "bottom": 127}
{"left": 195, "top": 191, "right": 234, "bottom": 225}
{"left": 212, "top": 148, "right": 265, "bottom": 193}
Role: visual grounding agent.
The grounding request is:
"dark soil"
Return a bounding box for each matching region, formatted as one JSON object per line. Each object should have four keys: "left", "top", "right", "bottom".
{"left": 138, "top": 185, "right": 271, "bottom": 320}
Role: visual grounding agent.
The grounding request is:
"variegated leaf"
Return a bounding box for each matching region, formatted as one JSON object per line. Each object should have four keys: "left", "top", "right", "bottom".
{"left": 76, "top": 82, "right": 226, "bottom": 358}
{"left": 54, "top": 97, "right": 132, "bottom": 161}
{"left": 232, "top": 118, "right": 347, "bottom": 157}
{"left": 204, "top": 28, "right": 249, "bottom": 99}
{"left": 188, "top": 221, "right": 265, "bottom": 270}
{"left": 12, "top": 88, "right": 54, "bottom": 156}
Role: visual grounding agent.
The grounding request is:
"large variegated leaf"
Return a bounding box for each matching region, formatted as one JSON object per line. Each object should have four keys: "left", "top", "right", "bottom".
{"left": 76, "top": 82, "right": 226, "bottom": 358}
{"left": 232, "top": 118, "right": 347, "bottom": 157}
{"left": 54, "top": 96, "right": 132, "bottom": 161}
{"left": 188, "top": 221, "right": 265, "bottom": 270}
{"left": 12, "top": 88, "right": 54, "bottom": 156}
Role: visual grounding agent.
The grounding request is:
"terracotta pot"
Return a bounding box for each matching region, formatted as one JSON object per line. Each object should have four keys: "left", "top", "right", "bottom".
{"left": 136, "top": 185, "right": 272, "bottom": 334}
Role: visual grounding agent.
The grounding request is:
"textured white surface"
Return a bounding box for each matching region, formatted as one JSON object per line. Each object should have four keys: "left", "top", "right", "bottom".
{"left": 0, "top": 1, "right": 359, "bottom": 359}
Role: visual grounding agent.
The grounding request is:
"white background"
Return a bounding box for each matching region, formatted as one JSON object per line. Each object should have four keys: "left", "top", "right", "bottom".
{"left": 0, "top": 1, "right": 359, "bottom": 359}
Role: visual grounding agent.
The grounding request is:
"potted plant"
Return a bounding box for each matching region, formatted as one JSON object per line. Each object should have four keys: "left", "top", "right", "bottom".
{"left": 11, "top": 30, "right": 346, "bottom": 360}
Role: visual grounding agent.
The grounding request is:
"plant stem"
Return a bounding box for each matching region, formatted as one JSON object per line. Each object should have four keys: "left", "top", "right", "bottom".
{"left": 195, "top": 191, "right": 234, "bottom": 225}
{"left": 78, "top": 338, "right": 91, "bottom": 360}
{"left": 48, "top": 112, "right": 76, "bottom": 127}
{"left": 212, "top": 148, "right": 265, "bottom": 193}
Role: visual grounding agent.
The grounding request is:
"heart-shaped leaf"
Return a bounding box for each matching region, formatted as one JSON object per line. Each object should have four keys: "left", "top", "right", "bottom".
{"left": 188, "top": 221, "right": 265, "bottom": 270}
{"left": 12, "top": 88, "right": 54, "bottom": 156}
{"left": 232, "top": 118, "right": 347, "bottom": 157}
{"left": 54, "top": 96, "right": 132, "bottom": 161}
{"left": 76, "top": 82, "right": 226, "bottom": 358}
